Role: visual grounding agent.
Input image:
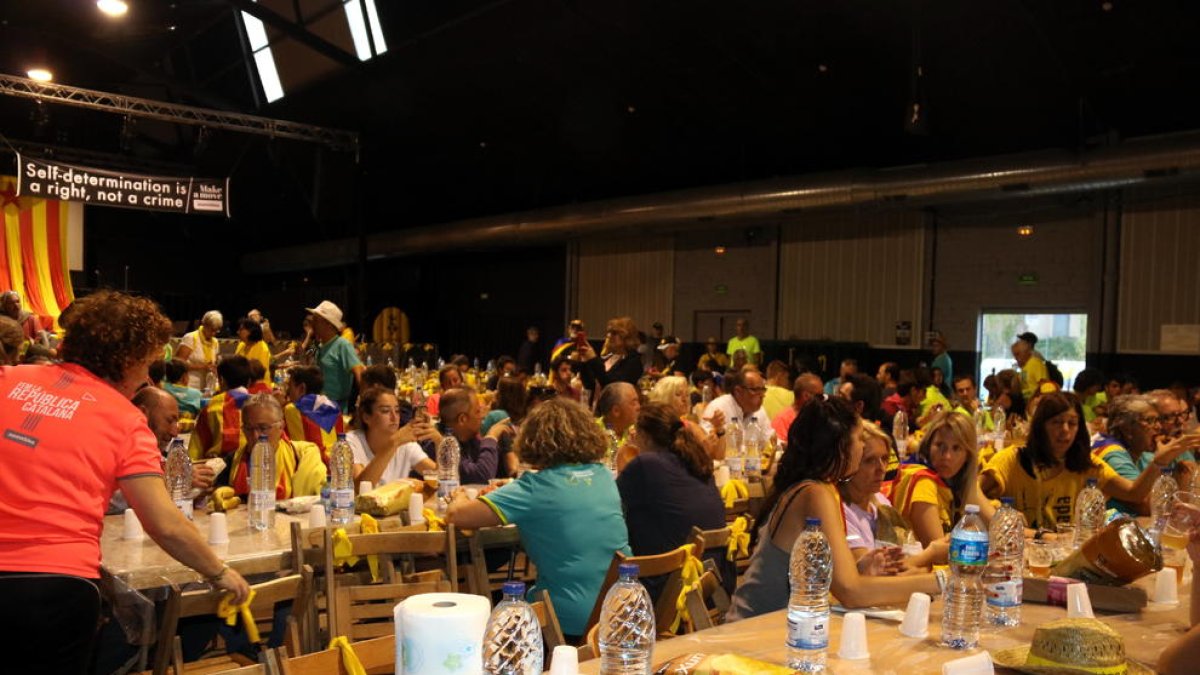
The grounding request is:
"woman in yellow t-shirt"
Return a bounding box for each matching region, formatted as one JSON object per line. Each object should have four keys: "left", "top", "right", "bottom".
{"left": 980, "top": 391, "right": 1190, "bottom": 531}
{"left": 234, "top": 317, "right": 272, "bottom": 386}
{"left": 892, "top": 412, "right": 995, "bottom": 546}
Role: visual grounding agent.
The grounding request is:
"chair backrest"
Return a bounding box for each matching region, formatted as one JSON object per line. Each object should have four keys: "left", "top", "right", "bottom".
{"left": 276, "top": 635, "right": 395, "bottom": 675}
{"left": 529, "top": 588, "right": 567, "bottom": 651}
{"left": 324, "top": 525, "right": 458, "bottom": 641}
{"left": 689, "top": 525, "right": 732, "bottom": 553}
{"left": 682, "top": 569, "right": 730, "bottom": 632}
{"left": 151, "top": 568, "right": 312, "bottom": 675}
{"left": 582, "top": 546, "right": 693, "bottom": 637}
{"left": 464, "top": 525, "right": 524, "bottom": 596}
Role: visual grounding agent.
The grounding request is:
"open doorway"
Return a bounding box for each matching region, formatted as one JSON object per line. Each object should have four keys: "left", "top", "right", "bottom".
{"left": 978, "top": 312, "right": 1088, "bottom": 395}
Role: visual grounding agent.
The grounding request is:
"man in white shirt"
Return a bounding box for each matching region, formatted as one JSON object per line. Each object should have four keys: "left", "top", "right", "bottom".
{"left": 701, "top": 369, "right": 776, "bottom": 445}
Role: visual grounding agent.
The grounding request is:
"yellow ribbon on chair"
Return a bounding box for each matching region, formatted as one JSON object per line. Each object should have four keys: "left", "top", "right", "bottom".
{"left": 720, "top": 479, "right": 748, "bottom": 509}
{"left": 727, "top": 516, "right": 751, "bottom": 561}
{"left": 332, "top": 527, "right": 360, "bottom": 568}
{"left": 422, "top": 508, "right": 446, "bottom": 532}
{"left": 216, "top": 588, "right": 261, "bottom": 644}
{"left": 328, "top": 636, "right": 368, "bottom": 675}
{"left": 359, "top": 514, "right": 382, "bottom": 582}
{"left": 669, "top": 544, "right": 706, "bottom": 634}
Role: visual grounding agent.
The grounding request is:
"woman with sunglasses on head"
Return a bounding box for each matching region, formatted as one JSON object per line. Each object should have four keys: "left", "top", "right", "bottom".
{"left": 577, "top": 316, "right": 644, "bottom": 391}
{"left": 728, "top": 397, "right": 941, "bottom": 621}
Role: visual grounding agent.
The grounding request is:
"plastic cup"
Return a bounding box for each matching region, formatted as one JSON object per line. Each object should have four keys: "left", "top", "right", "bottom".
{"left": 714, "top": 465, "right": 731, "bottom": 488}
{"left": 408, "top": 492, "right": 425, "bottom": 525}
{"left": 898, "top": 592, "right": 931, "bottom": 638}
{"left": 548, "top": 645, "right": 579, "bottom": 675}
{"left": 837, "top": 611, "right": 870, "bottom": 660}
{"left": 465, "top": 488, "right": 479, "bottom": 500}
{"left": 942, "top": 651, "right": 995, "bottom": 675}
{"left": 1066, "top": 583, "right": 1094, "bottom": 618}
{"left": 1152, "top": 567, "right": 1180, "bottom": 605}
{"left": 308, "top": 506, "right": 327, "bottom": 528}
{"left": 122, "top": 508, "right": 144, "bottom": 540}
{"left": 359, "top": 481, "right": 373, "bottom": 495}
{"left": 208, "top": 512, "right": 230, "bottom": 544}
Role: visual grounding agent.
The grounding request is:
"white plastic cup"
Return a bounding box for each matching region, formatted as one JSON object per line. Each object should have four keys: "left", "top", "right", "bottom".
{"left": 408, "top": 491, "right": 425, "bottom": 525}
{"left": 714, "top": 465, "right": 731, "bottom": 488}
{"left": 548, "top": 644, "right": 579, "bottom": 675}
{"left": 308, "top": 506, "right": 327, "bottom": 529}
{"left": 898, "top": 592, "right": 931, "bottom": 638}
{"left": 122, "top": 508, "right": 144, "bottom": 540}
{"left": 1152, "top": 568, "right": 1179, "bottom": 605}
{"left": 465, "top": 488, "right": 479, "bottom": 500}
{"left": 837, "top": 611, "right": 870, "bottom": 660}
{"left": 942, "top": 651, "right": 994, "bottom": 675}
{"left": 208, "top": 512, "right": 230, "bottom": 544}
{"left": 1066, "top": 583, "right": 1095, "bottom": 618}
{"left": 359, "top": 481, "right": 373, "bottom": 495}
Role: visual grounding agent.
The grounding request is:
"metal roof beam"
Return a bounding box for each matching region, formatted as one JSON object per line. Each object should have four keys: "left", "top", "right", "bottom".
{"left": 225, "top": 0, "right": 362, "bottom": 69}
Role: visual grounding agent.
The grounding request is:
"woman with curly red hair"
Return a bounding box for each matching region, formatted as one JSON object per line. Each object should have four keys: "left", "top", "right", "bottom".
{"left": 0, "top": 291, "right": 249, "bottom": 674}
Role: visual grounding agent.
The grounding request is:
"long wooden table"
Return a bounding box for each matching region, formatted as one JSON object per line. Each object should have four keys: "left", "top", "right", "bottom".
{"left": 579, "top": 574, "right": 1191, "bottom": 673}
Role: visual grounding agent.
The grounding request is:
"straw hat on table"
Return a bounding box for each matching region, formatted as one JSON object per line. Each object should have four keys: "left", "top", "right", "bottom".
{"left": 989, "top": 617, "right": 1153, "bottom": 675}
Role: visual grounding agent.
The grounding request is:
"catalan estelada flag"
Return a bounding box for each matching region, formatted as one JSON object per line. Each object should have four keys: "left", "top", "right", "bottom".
{"left": 0, "top": 175, "right": 76, "bottom": 330}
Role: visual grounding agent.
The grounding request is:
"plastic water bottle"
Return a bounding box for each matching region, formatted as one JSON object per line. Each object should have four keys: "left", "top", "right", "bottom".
{"left": 482, "top": 581, "right": 543, "bottom": 675}
{"left": 165, "top": 436, "right": 193, "bottom": 521}
{"left": 203, "top": 370, "right": 217, "bottom": 397}
{"left": 604, "top": 429, "right": 620, "bottom": 475}
{"left": 973, "top": 408, "right": 990, "bottom": 451}
{"left": 248, "top": 434, "right": 276, "bottom": 531}
{"left": 726, "top": 425, "right": 745, "bottom": 480}
{"left": 1074, "top": 478, "right": 1106, "bottom": 547}
{"left": 1149, "top": 466, "right": 1178, "bottom": 543}
{"left": 744, "top": 425, "right": 763, "bottom": 481}
{"left": 701, "top": 384, "right": 713, "bottom": 407}
{"left": 598, "top": 563, "right": 654, "bottom": 675}
{"left": 892, "top": 410, "right": 909, "bottom": 459}
{"left": 787, "top": 517, "right": 831, "bottom": 671}
{"left": 330, "top": 433, "right": 355, "bottom": 525}
{"left": 437, "top": 436, "right": 461, "bottom": 500}
{"left": 984, "top": 498, "right": 1024, "bottom": 627}
{"left": 992, "top": 406, "right": 1007, "bottom": 452}
{"left": 942, "top": 504, "right": 988, "bottom": 649}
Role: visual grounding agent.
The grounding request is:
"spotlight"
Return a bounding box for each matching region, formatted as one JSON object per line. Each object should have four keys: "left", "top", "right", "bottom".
{"left": 1017, "top": 225, "right": 1034, "bottom": 237}
{"left": 27, "top": 68, "right": 53, "bottom": 82}
{"left": 714, "top": 246, "right": 727, "bottom": 255}
{"left": 97, "top": 0, "right": 129, "bottom": 17}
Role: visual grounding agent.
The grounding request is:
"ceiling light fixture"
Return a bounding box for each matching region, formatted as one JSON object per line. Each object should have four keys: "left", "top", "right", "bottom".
{"left": 27, "top": 68, "right": 53, "bottom": 82}
{"left": 714, "top": 246, "right": 727, "bottom": 255}
{"left": 1017, "top": 225, "right": 1034, "bottom": 237}
{"left": 97, "top": 0, "right": 129, "bottom": 17}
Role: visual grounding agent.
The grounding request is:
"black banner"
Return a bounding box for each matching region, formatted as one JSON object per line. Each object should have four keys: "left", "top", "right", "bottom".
{"left": 17, "top": 154, "right": 230, "bottom": 217}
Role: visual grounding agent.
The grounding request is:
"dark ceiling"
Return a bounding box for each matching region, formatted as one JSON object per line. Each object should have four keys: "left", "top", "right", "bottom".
{"left": 3, "top": 0, "right": 1200, "bottom": 245}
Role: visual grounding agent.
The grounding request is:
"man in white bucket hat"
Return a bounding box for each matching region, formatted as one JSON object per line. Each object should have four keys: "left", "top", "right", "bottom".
{"left": 306, "top": 300, "right": 363, "bottom": 410}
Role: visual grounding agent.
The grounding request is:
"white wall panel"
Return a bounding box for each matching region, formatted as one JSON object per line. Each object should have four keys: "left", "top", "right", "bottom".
{"left": 575, "top": 236, "right": 674, "bottom": 338}
{"left": 1119, "top": 193, "right": 1200, "bottom": 352}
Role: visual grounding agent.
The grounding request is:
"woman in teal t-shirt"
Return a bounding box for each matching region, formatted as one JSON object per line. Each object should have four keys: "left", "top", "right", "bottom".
{"left": 446, "top": 398, "right": 629, "bottom": 639}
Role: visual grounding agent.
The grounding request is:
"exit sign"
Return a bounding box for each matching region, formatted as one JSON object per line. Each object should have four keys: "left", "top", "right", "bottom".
{"left": 1017, "top": 273, "right": 1038, "bottom": 286}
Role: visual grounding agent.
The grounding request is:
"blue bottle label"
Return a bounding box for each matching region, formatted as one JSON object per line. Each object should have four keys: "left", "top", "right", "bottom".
{"left": 949, "top": 533, "right": 989, "bottom": 566}
{"left": 787, "top": 614, "right": 828, "bottom": 650}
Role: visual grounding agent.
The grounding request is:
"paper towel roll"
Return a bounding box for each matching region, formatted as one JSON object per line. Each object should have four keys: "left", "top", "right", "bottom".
{"left": 394, "top": 593, "right": 490, "bottom": 675}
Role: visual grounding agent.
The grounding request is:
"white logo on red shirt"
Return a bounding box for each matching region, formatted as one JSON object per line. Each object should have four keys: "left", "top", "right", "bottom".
{"left": 6, "top": 382, "right": 82, "bottom": 420}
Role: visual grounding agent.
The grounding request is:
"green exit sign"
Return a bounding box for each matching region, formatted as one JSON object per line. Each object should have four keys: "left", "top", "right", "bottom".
{"left": 715, "top": 284, "right": 729, "bottom": 294}
{"left": 1017, "top": 273, "right": 1038, "bottom": 286}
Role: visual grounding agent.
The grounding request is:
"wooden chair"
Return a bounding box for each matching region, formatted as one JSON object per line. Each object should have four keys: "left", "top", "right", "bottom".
{"left": 529, "top": 588, "right": 567, "bottom": 651}
{"left": 581, "top": 547, "right": 694, "bottom": 639}
{"left": 323, "top": 525, "right": 458, "bottom": 640}
{"left": 276, "top": 635, "right": 395, "bottom": 675}
{"left": 146, "top": 568, "right": 313, "bottom": 675}
{"left": 578, "top": 624, "right": 600, "bottom": 662}
{"left": 464, "top": 525, "right": 534, "bottom": 597}
{"left": 682, "top": 569, "right": 731, "bottom": 632}
{"left": 724, "top": 497, "right": 750, "bottom": 520}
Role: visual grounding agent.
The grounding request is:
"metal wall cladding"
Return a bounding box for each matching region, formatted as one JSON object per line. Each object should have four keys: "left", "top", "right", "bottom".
{"left": 777, "top": 210, "right": 927, "bottom": 344}
{"left": 575, "top": 235, "right": 675, "bottom": 338}
{"left": 1118, "top": 192, "right": 1200, "bottom": 353}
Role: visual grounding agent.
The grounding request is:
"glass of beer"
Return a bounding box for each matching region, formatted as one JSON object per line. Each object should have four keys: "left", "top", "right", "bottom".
{"left": 1027, "top": 540, "right": 1053, "bottom": 578}
{"left": 1162, "top": 491, "right": 1200, "bottom": 550}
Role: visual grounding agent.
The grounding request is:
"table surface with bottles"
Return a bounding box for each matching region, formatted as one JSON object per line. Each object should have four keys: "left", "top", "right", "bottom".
{"left": 578, "top": 570, "right": 1189, "bottom": 674}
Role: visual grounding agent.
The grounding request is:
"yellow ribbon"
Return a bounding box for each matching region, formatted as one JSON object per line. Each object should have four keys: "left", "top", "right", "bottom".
{"left": 720, "top": 479, "right": 748, "bottom": 509}
{"left": 328, "top": 636, "right": 368, "bottom": 675}
{"left": 332, "top": 527, "right": 360, "bottom": 568}
{"left": 669, "top": 544, "right": 705, "bottom": 634}
{"left": 1024, "top": 653, "right": 1127, "bottom": 674}
{"left": 216, "top": 588, "right": 261, "bottom": 644}
{"left": 359, "top": 514, "right": 382, "bottom": 582}
{"left": 727, "top": 516, "right": 751, "bottom": 561}
{"left": 422, "top": 508, "right": 445, "bottom": 532}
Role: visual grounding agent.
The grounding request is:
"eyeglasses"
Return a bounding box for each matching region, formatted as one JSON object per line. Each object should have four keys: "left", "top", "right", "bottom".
{"left": 741, "top": 386, "right": 767, "bottom": 394}
{"left": 246, "top": 421, "right": 282, "bottom": 434}
{"left": 1139, "top": 416, "right": 1161, "bottom": 426}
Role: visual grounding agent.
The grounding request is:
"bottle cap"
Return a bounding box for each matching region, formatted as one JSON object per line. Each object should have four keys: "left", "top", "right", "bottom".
{"left": 1161, "top": 464, "right": 1175, "bottom": 475}
{"left": 502, "top": 581, "right": 526, "bottom": 596}
{"left": 617, "top": 562, "right": 640, "bottom": 577}
{"left": 805, "top": 517, "right": 821, "bottom": 527}
{"left": 257, "top": 434, "right": 269, "bottom": 442}
{"left": 964, "top": 504, "right": 980, "bottom": 514}
{"left": 1086, "top": 478, "right": 1098, "bottom": 487}
{"left": 337, "top": 433, "right": 347, "bottom": 441}
{"left": 1000, "top": 497, "right": 1015, "bottom": 506}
